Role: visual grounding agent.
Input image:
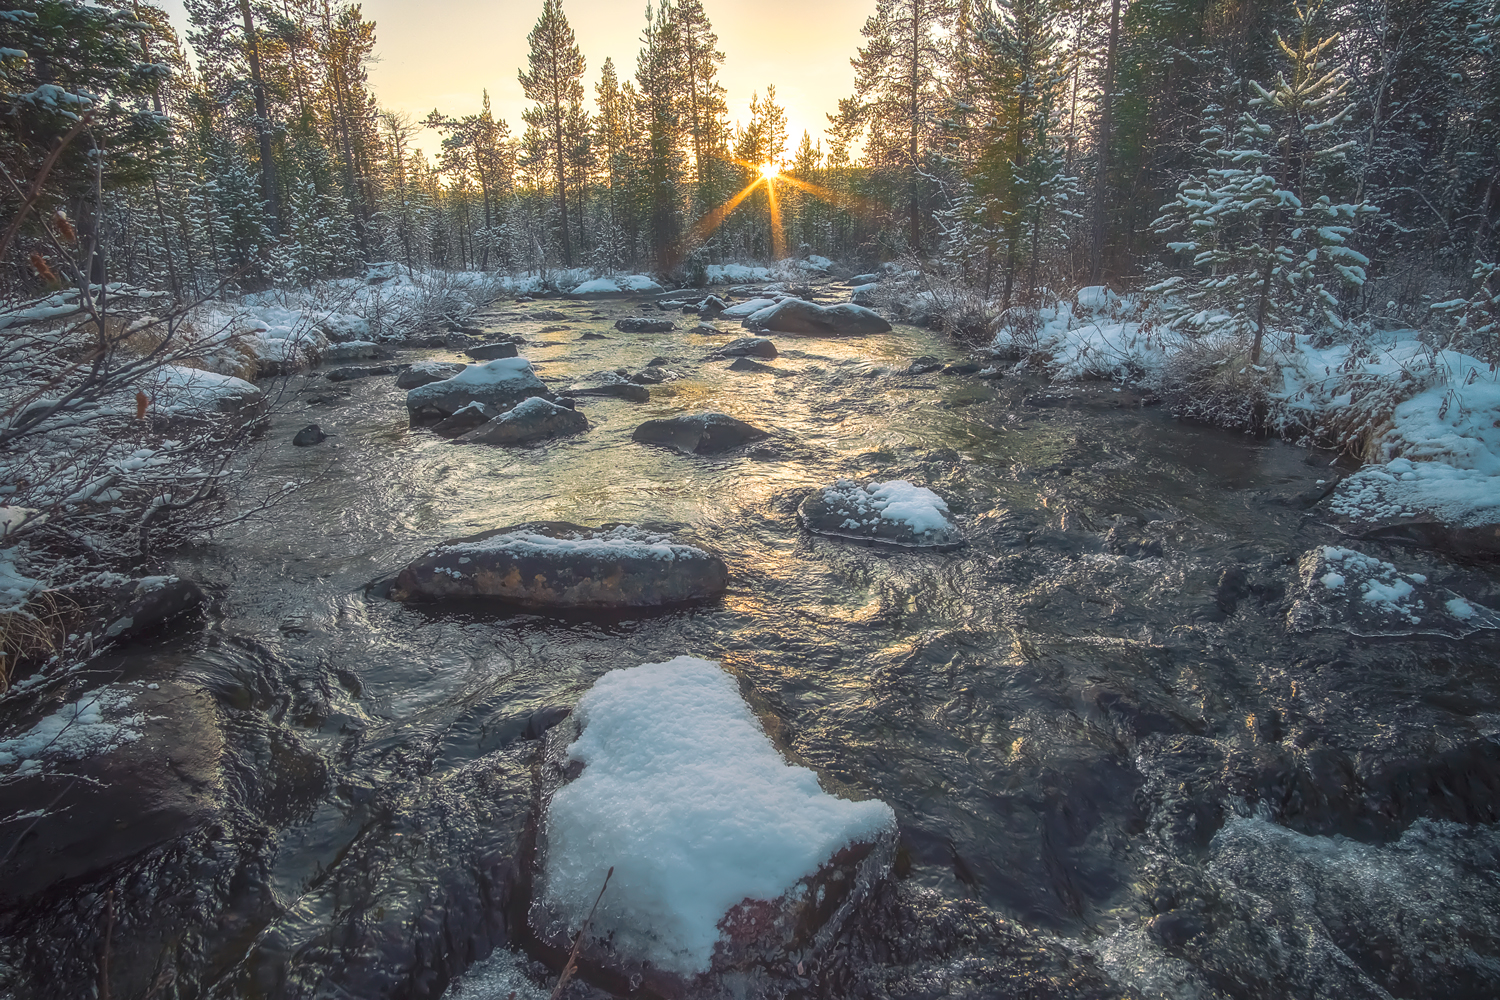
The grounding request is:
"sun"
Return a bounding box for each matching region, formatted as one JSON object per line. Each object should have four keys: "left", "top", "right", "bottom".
{"left": 759, "top": 162, "right": 780, "bottom": 180}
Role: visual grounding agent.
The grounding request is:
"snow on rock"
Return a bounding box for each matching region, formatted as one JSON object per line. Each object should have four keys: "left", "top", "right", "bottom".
{"left": 1288, "top": 545, "right": 1498, "bottom": 637}
{"left": 320, "top": 340, "right": 380, "bottom": 362}
{"left": 718, "top": 297, "right": 779, "bottom": 319}
{"left": 405, "top": 357, "right": 551, "bottom": 418}
{"left": 150, "top": 365, "right": 263, "bottom": 416}
{"left": 533, "top": 656, "right": 896, "bottom": 984}
{"left": 396, "top": 360, "right": 466, "bottom": 390}
{"left": 0, "top": 687, "right": 148, "bottom": 774}
{"left": 798, "top": 479, "right": 963, "bottom": 550}
{"left": 456, "top": 396, "right": 588, "bottom": 446}
{"left": 569, "top": 274, "right": 665, "bottom": 297}
{"left": 703, "top": 264, "right": 774, "bottom": 284}
{"left": 744, "top": 299, "right": 892, "bottom": 336}
{"left": 389, "top": 523, "right": 728, "bottom": 609}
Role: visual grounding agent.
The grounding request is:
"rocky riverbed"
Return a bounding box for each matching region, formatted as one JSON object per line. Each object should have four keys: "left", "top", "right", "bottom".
{"left": 2, "top": 280, "right": 1499, "bottom": 1000}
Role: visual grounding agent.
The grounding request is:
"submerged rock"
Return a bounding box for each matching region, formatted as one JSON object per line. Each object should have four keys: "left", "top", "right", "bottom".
{"left": 632, "top": 411, "right": 769, "bottom": 455}
{"left": 569, "top": 381, "right": 651, "bottom": 402}
{"left": 406, "top": 357, "right": 552, "bottom": 419}
{"left": 798, "top": 479, "right": 963, "bottom": 550}
{"left": 397, "top": 360, "right": 467, "bottom": 389}
{"left": 531, "top": 657, "right": 896, "bottom": 997}
{"left": 324, "top": 363, "right": 404, "bottom": 382}
{"left": 615, "top": 317, "right": 677, "bottom": 334}
{"left": 727, "top": 357, "right": 778, "bottom": 374}
{"left": 456, "top": 397, "right": 588, "bottom": 446}
{"left": 743, "top": 298, "right": 891, "bottom": 336}
{"left": 388, "top": 523, "right": 728, "bottom": 609}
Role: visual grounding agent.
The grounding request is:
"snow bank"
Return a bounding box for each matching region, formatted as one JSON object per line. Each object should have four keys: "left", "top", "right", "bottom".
{"left": 570, "top": 274, "right": 665, "bottom": 296}
{"left": 0, "top": 686, "right": 148, "bottom": 774}
{"left": 151, "top": 365, "right": 262, "bottom": 415}
{"left": 540, "top": 656, "right": 895, "bottom": 976}
{"left": 702, "top": 264, "right": 774, "bottom": 284}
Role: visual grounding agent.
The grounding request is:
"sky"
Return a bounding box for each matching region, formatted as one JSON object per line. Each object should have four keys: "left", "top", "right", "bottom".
{"left": 157, "top": 0, "right": 873, "bottom": 161}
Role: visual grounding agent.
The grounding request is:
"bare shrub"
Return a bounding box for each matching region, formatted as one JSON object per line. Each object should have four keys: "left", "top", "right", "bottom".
{"left": 1158, "top": 335, "right": 1275, "bottom": 432}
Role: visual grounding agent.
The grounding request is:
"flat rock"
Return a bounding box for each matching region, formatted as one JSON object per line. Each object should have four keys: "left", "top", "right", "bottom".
{"left": 456, "top": 397, "right": 588, "bottom": 446}
{"left": 744, "top": 298, "right": 891, "bottom": 336}
{"left": 324, "top": 364, "right": 404, "bottom": 382}
{"left": 465, "top": 342, "right": 520, "bottom": 361}
{"left": 632, "top": 411, "right": 770, "bottom": 454}
{"left": 388, "top": 522, "right": 728, "bottom": 609}
{"left": 406, "top": 357, "right": 552, "bottom": 419}
{"left": 711, "top": 337, "right": 778, "bottom": 359}
{"left": 397, "top": 360, "right": 467, "bottom": 390}
{"left": 798, "top": 479, "right": 964, "bottom": 550}
{"left": 616, "top": 317, "right": 677, "bottom": 334}
{"left": 727, "top": 357, "right": 778, "bottom": 374}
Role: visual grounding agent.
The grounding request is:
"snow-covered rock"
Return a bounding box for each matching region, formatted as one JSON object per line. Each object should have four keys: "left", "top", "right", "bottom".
{"left": 569, "top": 274, "right": 666, "bottom": 298}
{"left": 320, "top": 340, "right": 380, "bottom": 362}
{"left": 743, "top": 299, "right": 892, "bottom": 336}
{"left": 849, "top": 273, "right": 881, "bottom": 286}
{"left": 719, "top": 297, "right": 779, "bottom": 319}
{"left": 798, "top": 479, "right": 963, "bottom": 550}
{"left": 531, "top": 657, "right": 896, "bottom": 989}
{"left": 456, "top": 397, "right": 588, "bottom": 446}
{"left": 150, "top": 365, "right": 263, "bottom": 417}
{"left": 388, "top": 523, "right": 728, "bottom": 609}
{"left": 702, "top": 264, "right": 774, "bottom": 284}
{"left": 405, "top": 357, "right": 551, "bottom": 419}
{"left": 632, "top": 411, "right": 770, "bottom": 454}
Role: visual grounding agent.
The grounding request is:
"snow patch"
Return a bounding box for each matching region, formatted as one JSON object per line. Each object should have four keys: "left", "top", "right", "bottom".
{"left": 431, "top": 524, "right": 703, "bottom": 564}
{"left": 539, "top": 656, "right": 895, "bottom": 976}
{"left": 0, "top": 687, "right": 149, "bottom": 773}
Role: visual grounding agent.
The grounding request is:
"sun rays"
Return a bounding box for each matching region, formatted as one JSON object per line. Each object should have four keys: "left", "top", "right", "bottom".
{"left": 681, "top": 157, "right": 853, "bottom": 265}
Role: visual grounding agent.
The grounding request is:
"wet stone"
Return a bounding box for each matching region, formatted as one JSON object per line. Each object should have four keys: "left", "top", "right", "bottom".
{"left": 431, "top": 401, "right": 497, "bottom": 438}
{"left": 743, "top": 299, "right": 891, "bottom": 336}
{"left": 727, "top": 357, "right": 778, "bottom": 374}
{"left": 397, "top": 360, "right": 467, "bottom": 389}
{"left": 465, "top": 341, "right": 520, "bottom": 361}
{"left": 632, "top": 411, "right": 770, "bottom": 455}
{"left": 456, "top": 397, "right": 588, "bottom": 446}
{"left": 323, "top": 364, "right": 404, "bottom": 382}
{"left": 568, "top": 381, "right": 651, "bottom": 402}
{"left": 710, "top": 336, "right": 778, "bottom": 359}
{"left": 388, "top": 522, "right": 728, "bottom": 610}
{"left": 615, "top": 317, "right": 677, "bottom": 334}
{"left": 292, "top": 424, "right": 326, "bottom": 446}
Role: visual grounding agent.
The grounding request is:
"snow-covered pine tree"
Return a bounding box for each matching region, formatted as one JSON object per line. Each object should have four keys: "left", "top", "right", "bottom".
{"left": 1151, "top": 1, "right": 1378, "bottom": 363}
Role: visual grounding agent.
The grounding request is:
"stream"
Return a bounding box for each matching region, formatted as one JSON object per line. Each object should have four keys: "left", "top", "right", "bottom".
{"left": 4, "top": 286, "right": 1500, "bottom": 1000}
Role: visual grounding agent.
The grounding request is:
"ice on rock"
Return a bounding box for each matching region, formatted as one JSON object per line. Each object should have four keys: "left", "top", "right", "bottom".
{"left": 799, "top": 479, "right": 963, "bottom": 549}
{"left": 537, "top": 656, "right": 895, "bottom": 977}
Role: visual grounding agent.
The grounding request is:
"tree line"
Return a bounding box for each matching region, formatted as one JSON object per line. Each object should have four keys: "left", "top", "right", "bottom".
{"left": 2, "top": 0, "right": 1497, "bottom": 328}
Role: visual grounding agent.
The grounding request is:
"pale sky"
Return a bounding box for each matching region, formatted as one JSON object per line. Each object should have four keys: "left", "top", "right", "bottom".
{"left": 158, "top": 0, "right": 873, "bottom": 161}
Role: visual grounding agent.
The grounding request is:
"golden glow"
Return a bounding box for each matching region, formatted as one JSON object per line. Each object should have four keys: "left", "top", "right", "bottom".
{"left": 758, "top": 162, "right": 781, "bottom": 180}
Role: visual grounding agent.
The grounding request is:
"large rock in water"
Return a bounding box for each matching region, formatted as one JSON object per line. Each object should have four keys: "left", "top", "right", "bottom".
{"left": 632, "top": 411, "right": 769, "bottom": 454}
{"left": 456, "top": 397, "right": 588, "bottom": 446}
{"left": 397, "top": 360, "right": 467, "bottom": 389}
{"left": 743, "top": 298, "right": 891, "bottom": 336}
{"left": 798, "top": 479, "right": 964, "bottom": 550}
{"left": 388, "top": 523, "right": 728, "bottom": 609}
{"left": 531, "top": 657, "right": 896, "bottom": 998}
{"left": 616, "top": 317, "right": 677, "bottom": 333}
{"left": 710, "top": 336, "right": 778, "bottom": 359}
{"left": 405, "top": 357, "right": 551, "bottom": 419}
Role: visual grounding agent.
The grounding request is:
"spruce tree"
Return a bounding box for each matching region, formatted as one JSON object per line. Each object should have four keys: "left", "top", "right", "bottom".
{"left": 519, "top": 0, "right": 588, "bottom": 267}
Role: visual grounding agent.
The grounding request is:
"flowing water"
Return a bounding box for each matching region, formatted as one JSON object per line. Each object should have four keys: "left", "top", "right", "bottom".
{"left": 5, "top": 289, "right": 1500, "bottom": 1000}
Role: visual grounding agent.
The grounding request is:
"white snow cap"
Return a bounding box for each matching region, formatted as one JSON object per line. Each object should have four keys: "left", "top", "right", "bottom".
{"left": 540, "top": 656, "right": 895, "bottom": 976}
{"left": 825, "top": 479, "right": 953, "bottom": 536}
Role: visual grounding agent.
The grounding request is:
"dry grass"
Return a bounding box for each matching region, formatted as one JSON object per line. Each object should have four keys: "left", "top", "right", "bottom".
{"left": 0, "top": 591, "right": 85, "bottom": 693}
{"left": 1159, "top": 336, "right": 1275, "bottom": 433}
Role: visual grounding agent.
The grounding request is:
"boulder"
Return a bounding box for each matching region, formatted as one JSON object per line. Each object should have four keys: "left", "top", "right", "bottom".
{"left": 569, "top": 275, "right": 666, "bottom": 298}
{"left": 320, "top": 340, "right": 381, "bottom": 362}
{"left": 292, "top": 424, "right": 327, "bottom": 446}
{"left": 698, "top": 294, "right": 728, "bottom": 317}
{"left": 569, "top": 382, "right": 651, "bottom": 402}
{"left": 455, "top": 397, "right": 588, "bottom": 446}
{"left": 0, "top": 681, "right": 224, "bottom": 906}
{"left": 150, "top": 366, "right": 263, "bottom": 417}
{"left": 632, "top": 411, "right": 770, "bottom": 455}
{"left": 630, "top": 366, "right": 672, "bottom": 385}
{"left": 728, "top": 357, "right": 778, "bottom": 374}
{"left": 719, "top": 297, "right": 779, "bottom": 319}
{"left": 405, "top": 357, "right": 552, "bottom": 419}
{"left": 710, "top": 337, "right": 778, "bottom": 359}
{"left": 798, "top": 479, "right": 964, "bottom": 550}
{"left": 744, "top": 299, "right": 891, "bottom": 336}
{"left": 388, "top": 522, "right": 728, "bottom": 609}
{"left": 465, "top": 342, "right": 519, "bottom": 361}
{"left": 324, "top": 364, "right": 404, "bottom": 382}
{"left": 616, "top": 317, "right": 677, "bottom": 334}
{"left": 431, "top": 401, "right": 496, "bottom": 438}
{"left": 397, "top": 360, "right": 467, "bottom": 390}
{"left": 101, "top": 575, "right": 207, "bottom": 642}
{"left": 850, "top": 284, "right": 880, "bottom": 307}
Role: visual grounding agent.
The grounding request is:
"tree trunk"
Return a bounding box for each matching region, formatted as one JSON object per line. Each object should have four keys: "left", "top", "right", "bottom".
{"left": 239, "top": 0, "right": 280, "bottom": 234}
{"left": 1091, "top": 0, "right": 1122, "bottom": 282}
{"left": 908, "top": 0, "right": 922, "bottom": 255}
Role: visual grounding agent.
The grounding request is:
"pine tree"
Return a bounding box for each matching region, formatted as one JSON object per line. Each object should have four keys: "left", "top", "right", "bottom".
{"left": 519, "top": 0, "right": 588, "bottom": 266}
{"left": 1152, "top": 2, "right": 1378, "bottom": 363}
{"left": 634, "top": 2, "right": 686, "bottom": 268}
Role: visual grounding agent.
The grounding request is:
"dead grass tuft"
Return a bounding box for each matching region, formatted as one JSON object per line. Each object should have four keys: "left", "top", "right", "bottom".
{"left": 0, "top": 591, "right": 86, "bottom": 693}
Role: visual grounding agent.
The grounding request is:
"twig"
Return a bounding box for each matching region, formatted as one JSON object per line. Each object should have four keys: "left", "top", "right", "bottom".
{"left": 100, "top": 888, "right": 114, "bottom": 1000}
{"left": 549, "top": 866, "right": 613, "bottom": 1000}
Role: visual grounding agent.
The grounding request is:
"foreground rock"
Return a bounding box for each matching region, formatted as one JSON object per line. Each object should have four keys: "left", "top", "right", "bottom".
{"left": 389, "top": 523, "right": 728, "bottom": 609}
{"left": 616, "top": 317, "right": 676, "bottom": 333}
{"left": 397, "top": 360, "right": 467, "bottom": 389}
{"left": 632, "top": 411, "right": 769, "bottom": 455}
{"left": 406, "top": 357, "right": 551, "bottom": 419}
{"left": 744, "top": 298, "right": 891, "bottom": 336}
{"left": 710, "top": 336, "right": 778, "bottom": 359}
{"left": 531, "top": 657, "right": 896, "bottom": 998}
{"left": 798, "top": 479, "right": 964, "bottom": 550}
{"left": 456, "top": 397, "right": 588, "bottom": 446}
